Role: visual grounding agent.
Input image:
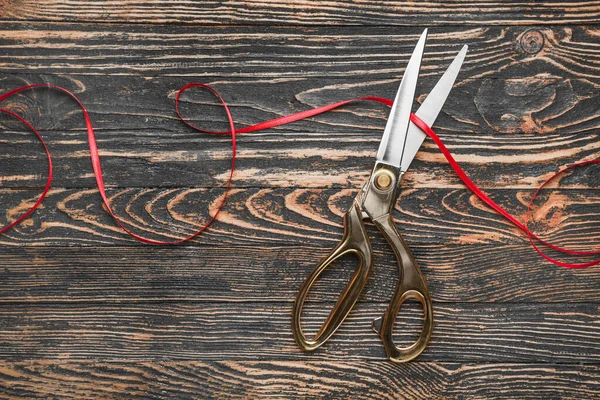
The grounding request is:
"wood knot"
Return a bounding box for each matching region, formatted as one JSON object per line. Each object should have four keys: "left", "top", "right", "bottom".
{"left": 474, "top": 75, "right": 573, "bottom": 134}
{"left": 520, "top": 29, "right": 545, "bottom": 54}
{"left": 0, "top": 96, "right": 40, "bottom": 130}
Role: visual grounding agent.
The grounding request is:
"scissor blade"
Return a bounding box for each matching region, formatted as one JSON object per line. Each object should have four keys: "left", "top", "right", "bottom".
{"left": 400, "top": 44, "right": 468, "bottom": 173}
{"left": 376, "top": 29, "right": 427, "bottom": 167}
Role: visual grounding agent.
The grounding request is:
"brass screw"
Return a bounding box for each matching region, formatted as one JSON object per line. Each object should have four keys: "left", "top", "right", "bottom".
{"left": 375, "top": 171, "right": 393, "bottom": 190}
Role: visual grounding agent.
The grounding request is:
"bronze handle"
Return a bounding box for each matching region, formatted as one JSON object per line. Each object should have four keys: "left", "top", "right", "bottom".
{"left": 371, "top": 214, "right": 433, "bottom": 362}
{"left": 292, "top": 201, "right": 373, "bottom": 351}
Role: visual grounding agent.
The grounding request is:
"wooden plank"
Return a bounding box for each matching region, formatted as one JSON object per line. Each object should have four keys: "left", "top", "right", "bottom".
{"left": 0, "top": 361, "right": 598, "bottom": 399}
{"left": 0, "top": 186, "right": 598, "bottom": 247}
{"left": 0, "top": 125, "right": 598, "bottom": 190}
{"left": 1, "top": 1, "right": 600, "bottom": 26}
{"left": 1, "top": 25, "right": 599, "bottom": 82}
{"left": 0, "top": 302, "right": 599, "bottom": 362}
{"left": 0, "top": 126, "right": 598, "bottom": 190}
{"left": 0, "top": 243, "right": 599, "bottom": 304}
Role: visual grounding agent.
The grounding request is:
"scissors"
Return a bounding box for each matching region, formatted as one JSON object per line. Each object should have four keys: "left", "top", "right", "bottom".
{"left": 292, "top": 29, "right": 468, "bottom": 362}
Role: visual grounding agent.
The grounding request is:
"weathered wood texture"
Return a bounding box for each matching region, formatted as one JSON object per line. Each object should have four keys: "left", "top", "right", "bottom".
{"left": 1, "top": 8, "right": 600, "bottom": 400}
{"left": 1, "top": 302, "right": 600, "bottom": 363}
{"left": 0, "top": 24, "right": 599, "bottom": 82}
{"left": 1, "top": 186, "right": 599, "bottom": 247}
{"left": 2, "top": 242, "right": 600, "bottom": 304}
{"left": 1, "top": 361, "right": 599, "bottom": 400}
{"left": 1, "top": 1, "right": 600, "bottom": 26}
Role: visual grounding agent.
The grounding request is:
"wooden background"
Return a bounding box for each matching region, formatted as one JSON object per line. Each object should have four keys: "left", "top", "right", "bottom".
{"left": 1, "top": 1, "right": 600, "bottom": 398}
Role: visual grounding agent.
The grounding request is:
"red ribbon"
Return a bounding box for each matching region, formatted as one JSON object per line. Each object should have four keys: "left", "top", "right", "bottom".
{"left": 0, "top": 83, "right": 598, "bottom": 268}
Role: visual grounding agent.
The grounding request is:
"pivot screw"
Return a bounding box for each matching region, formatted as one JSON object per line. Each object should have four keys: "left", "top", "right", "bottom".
{"left": 374, "top": 171, "right": 394, "bottom": 190}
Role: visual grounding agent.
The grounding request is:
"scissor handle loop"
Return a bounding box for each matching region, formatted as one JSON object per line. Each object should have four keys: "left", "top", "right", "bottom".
{"left": 372, "top": 214, "right": 433, "bottom": 362}
{"left": 292, "top": 201, "right": 373, "bottom": 351}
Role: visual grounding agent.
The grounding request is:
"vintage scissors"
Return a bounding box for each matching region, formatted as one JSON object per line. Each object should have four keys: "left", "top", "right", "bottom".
{"left": 292, "top": 29, "right": 468, "bottom": 362}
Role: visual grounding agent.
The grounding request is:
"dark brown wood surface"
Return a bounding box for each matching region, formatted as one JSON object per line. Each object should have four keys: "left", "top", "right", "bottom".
{"left": 1, "top": 2, "right": 600, "bottom": 399}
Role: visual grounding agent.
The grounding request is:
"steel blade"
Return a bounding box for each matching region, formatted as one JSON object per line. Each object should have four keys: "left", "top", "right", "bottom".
{"left": 400, "top": 44, "right": 468, "bottom": 173}
{"left": 376, "top": 29, "right": 428, "bottom": 167}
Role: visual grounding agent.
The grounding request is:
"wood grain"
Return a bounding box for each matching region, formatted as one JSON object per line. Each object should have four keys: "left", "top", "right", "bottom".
{"left": 1, "top": 25, "right": 600, "bottom": 82}
{"left": 0, "top": 186, "right": 598, "bottom": 248}
{"left": 1, "top": 1, "right": 600, "bottom": 26}
{"left": 0, "top": 123, "right": 599, "bottom": 190}
{"left": 1, "top": 361, "right": 599, "bottom": 400}
{"left": 2, "top": 3, "right": 600, "bottom": 398}
{"left": 1, "top": 126, "right": 599, "bottom": 190}
{"left": 0, "top": 302, "right": 599, "bottom": 363}
{"left": 0, "top": 243, "right": 599, "bottom": 304}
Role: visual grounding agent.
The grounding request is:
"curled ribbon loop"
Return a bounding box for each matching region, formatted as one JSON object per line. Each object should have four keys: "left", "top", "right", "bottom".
{"left": 0, "top": 84, "right": 598, "bottom": 268}
{"left": 0, "top": 83, "right": 236, "bottom": 244}
{"left": 525, "top": 160, "right": 600, "bottom": 268}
